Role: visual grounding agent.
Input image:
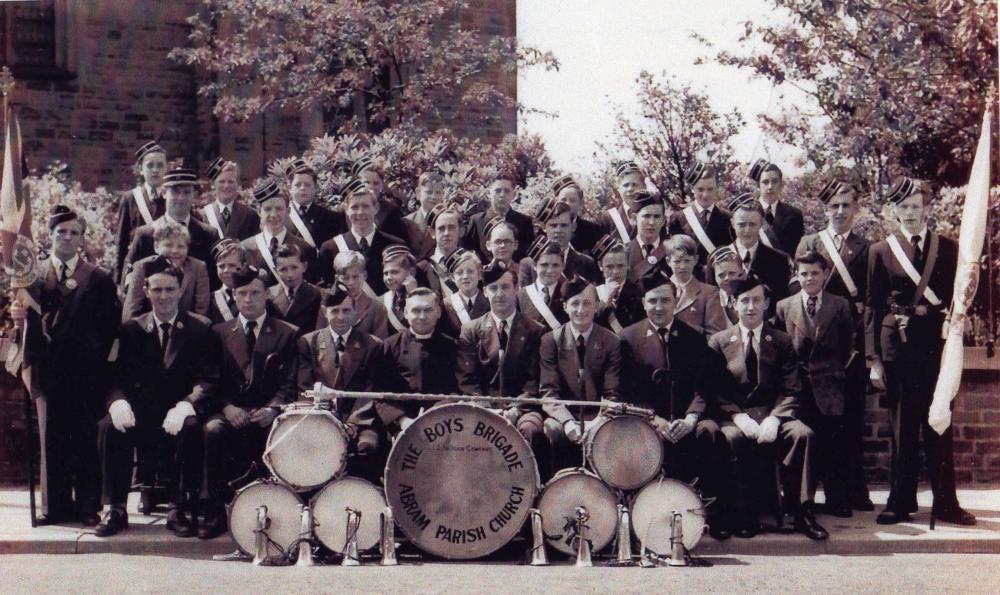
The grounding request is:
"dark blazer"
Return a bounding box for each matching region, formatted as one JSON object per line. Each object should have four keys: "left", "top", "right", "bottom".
{"left": 441, "top": 290, "right": 490, "bottom": 339}
{"left": 109, "top": 311, "right": 217, "bottom": 416}
{"left": 540, "top": 323, "right": 622, "bottom": 423}
{"left": 672, "top": 278, "right": 728, "bottom": 338}
{"left": 708, "top": 324, "right": 800, "bottom": 424}
{"left": 457, "top": 312, "right": 547, "bottom": 401}
{"left": 125, "top": 216, "right": 217, "bottom": 287}
{"left": 352, "top": 292, "right": 389, "bottom": 339}
{"left": 201, "top": 200, "right": 260, "bottom": 242}
{"left": 775, "top": 292, "right": 855, "bottom": 417}
{"left": 564, "top": 247, "right": 602, "bottom": 283}
{"left": 416, "top": 255, "right": 451, "bottom": 298}
{"left": 122, "top": 255, "right": 211, "bottom": 321}
{"left": 115, "top": 186, "right": 165, "bottom": 283}
{"left": 464, "top": 208, "right": 536, "bottom": 262}
{"left": 866, "top": 230, "right": 956, "bottom": 363}
{"left": 626, "top": 237, "right": 669, "bottom": 283}
{"left": 668, "top": 205, "right": 734, "bottom": 264}
{"left": 518, "top": 282, "right": 568, "bottom": 332}
{"left": 268, "top": 281, "right": 324, "bottom": 337}
{"left": 620, "top": 318, "right": 717, "bottom": 420}
{"left": 597, "top": 204, "right": 635, "bottom": 243}
{"left": 241, "top": 232, "right": 319, "bottom": 285}
{"left": 796, "top": 230, "right": 870, "bottom": 352}
{"left": 378, "top": 330, "right": 459, "bottom": 425}
{"left": 212, "top": 315, "right": 298, "bottom": 411}
{"left": 296, "top": 327, "right": 382, "bottom": 431}
{"left": 317, "top": 229, "right": 407, "bottom": 292}
{"left": 595, "top": 280, "right": 646, "bottom": 333}
{"left": 209, "top": 287, "right": 238, "bottom": 324}
{"left": 286, "top": 201, "right": 346, "bottom": 248}
{"left": 761, "top": 200, "right": 805, "bottom": 256}
{"left": 572, "top": 217, "right": 604, "bottom": 254}
{"left": 725, "top": 242, "right": 792, "bottom": 309}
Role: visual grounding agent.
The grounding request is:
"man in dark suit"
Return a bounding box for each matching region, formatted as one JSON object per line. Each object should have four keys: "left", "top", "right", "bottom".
{"left": 620, "top": 265, "right": 731, "bottom": 538}
{"left": 200, "top": 267, "right": 299, "bottom": 538}
{"left": 297, "top": 283, "right": 385, "bottom": 483}
{"left": 94, "top": 259, "right": 216, "bottom": 537}
{"left": 463, "top": 173, "right": 535, "bottom": 262}
{"left": 593, "top": 236, "right": 645, "bottom": 333}
{"left": 539, "top": 277, "right": 622, "bottom": 470}
{"left": 200, "top": 158, "right": 260, "bottom": 242}
{"left": 285, "top": 159, "right": 346, "bottom": 249}
{"left": 318, "top": 178, "right": 406, "bottom": 292}
{"left": 115, "top": 141, "right": 166, "bottom": 284}
{"left": 11, "top": 206, "right": 119, "bottom": 526}
{"left": 598, "top": 161, "right": 643, "bottom": 244}
{"left": 725, "top": 194, "right": 792, "bottom": 311}
{"left": 551, "top": 175, "right": 602, "bottom": 254}
{"left": 268, "top": 243, "right": 324, "bottom": 336}
{"left": 867, "top": 178, "right": 974, "bottom": 526}
{"left": 536, "top": 196, "right": 601, "bottom": 283}
{"left": 625, "top": 191, "right": 670, "bottom": 284}
{"left": 749, "top": 159, "right": 804, "bottom": 256}
{"left": 457, "top": 261, "right": 552, "bottom": 480}
{"left": 518, "top": 238, "right": 568, "bottom": 332}
{"left": 708, "top": 275, "right": 827, "bottom": 540}
{"left": 796, "top": 177, "right": 874, "bottom": 511}
{"left": 124, "top": 168, "right": 218, "bottom": 290}
{"left": 776, "top": 251, "right": 856, "bottom": 517}
{"left": 241, "top": 178, "right": 319, "bottom": 285}
{"left": 668, "top": 161, "right": 734, "bottom": 279}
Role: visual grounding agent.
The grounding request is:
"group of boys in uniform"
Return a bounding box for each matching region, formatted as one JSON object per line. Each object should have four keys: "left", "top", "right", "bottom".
{"left": 7, "top": 140, "right": 976, "bottom": 547}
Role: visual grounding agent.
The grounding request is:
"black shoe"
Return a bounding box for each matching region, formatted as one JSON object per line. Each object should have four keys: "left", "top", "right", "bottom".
{"left": 794, "top": 513, "right": 829, "bottom": 541}
{"left": 935, "top": 506, "right": 977, "bottom": 526}
{"left": 198, "top": 510, "right": 227, "bottom": 540}
{"left": 875, "top": 509, "right": 912, "bottom": 525}
{"left": 851, "top": 497, "right": 875, "bottom": 512}
{"left": 825, "top": 503, "right": 853, "bottom": 518}
{"left": 733, "top": 520, "right": 760, "bottom": 539}
{"left": 94, "top": 509, "right": 129, "bottom": 537}
{"left": 166, "top": 508, "right": 197, "bottom": 538}
{"left": 79, "top": 512, "right": 102, "bottom": 527}
{"left": 709, "top": 524, "right": 731, "bottom": 540}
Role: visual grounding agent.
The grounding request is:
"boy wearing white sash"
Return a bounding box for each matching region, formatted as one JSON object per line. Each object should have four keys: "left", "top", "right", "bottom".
{"left": 668, "top": 161, "right": 734, "bottom": 279}
{"left": 202, "top": 158, "right": 259, "bottom": 241}
{"left": 240, "top": 178, "right": 318, "bottom": 286}
{"left": 116, "top": 141, "right": 167, "bottom": 284}
{"left": 284, "top": 158, "right": 345, "bottom": 248}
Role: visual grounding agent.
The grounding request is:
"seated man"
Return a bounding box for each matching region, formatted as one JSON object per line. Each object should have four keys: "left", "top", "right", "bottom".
{"left": 123, "top": 221, "right": 210, "bottom": 321}
{"left": 268, "top": 243, "right": 324, "bottom": 337}
{"left": 201, "top": 267, "right": 298, "bottom": 539}
{"left": 96, "top": 258, "right": 216, "bottom": 538}
{"left": 539, "top": 276, "right": 622, "bottom": 470}
{"left": 708, "top": 274, "right": 827, "bottom": 540}
{"left": 297, "top": 283, "right": 385, "bottom": 483}
{"left": 667, "top": 234, "right": 728, "bottom": 337}
{"left": 592, "top": 235, "right": 645, "bottom": 334}
{"left": 332, "top": 250, "right": 389, "bottom": 338}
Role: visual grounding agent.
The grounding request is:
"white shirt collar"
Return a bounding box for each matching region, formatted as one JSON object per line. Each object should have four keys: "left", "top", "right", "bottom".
{"left": 758, "top": 198, "right": 777, "bottom": 212}
{"left": 695, "top": 203, "right": 714, "bottom": 216}
{"left": 293, "top": 200, "right": 313, "bottom": 213}
{"left": 800, "top": 290, "right": 822, "bottom": 312}
{"left": 491, "top": 311, "right": 516, "bottom": 331}
{"left": 351, "top": 228, "right": 376, "bottom": 246}
{"left": 735, "top": 239, "right": 758, "bottom": 260}
{"left": 328, "top": 326, "right": 352, "bottom": 345}
{"left": 739, "top": 322, "right": 764, "bottom": 346}
{"left": 165, "top": 213, "right": 190, "bottom": 227}
{"left": 263, "top": 228, "right": 287, "bottom": 245}
{"left": 825, "top": 225, "right": 850, "bottom": 240}
{"left": 903, "top": 226, "right": 929, "bottom": 245}
{"left": 144, "top": 182, "right": 160, "bottom": 198}
{"left": 153, "top": 311, "right": 179, "bottom": 328}
{"left": 535, "top": 279, "right": 556, "bottom": 295}
{"left": 570, "top": 324, "right": 593, "bottom": 344}
{"left": 50, "top": 253, "right": 80, "bottom": 276}
{"left": 648, "top": 318, "right": 674, "bottom": 334}
{"left": 215, "top": 199, "right": 234, "bottom": 211}
{"left": 432, "top": 246, "right": 454, "bottom": 264}
{"left": 238, "top": 313, "right": 267, "bottom": 335}
{"left": 671, "top": 275, "right": 693, "bottom": 289}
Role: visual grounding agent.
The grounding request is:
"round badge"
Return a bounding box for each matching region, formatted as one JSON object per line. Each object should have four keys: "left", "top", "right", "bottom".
{"left": 65, "top": 279, "right": 78, "bottom": 289}
{"left": 646, "top": 255, "right": 658, "bottom": 265}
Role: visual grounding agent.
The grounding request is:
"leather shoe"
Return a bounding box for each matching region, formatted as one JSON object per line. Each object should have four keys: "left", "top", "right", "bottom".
{"left": 936, "top": 506, "right": 977, "bottom": 526}
{"left": 166, "top": 508, "right": 197, "bottom": 538}
{"left": 825, "top": 504, "right": 853, "bottom": 518}
{"left": 198, "top": 510, "right": 227, "bottom": 540}
{"left": 851, "top": 498, "right": 875, "bottom": 512}
{"left": 875, "top": 509, "right": 912, "bottom": 525}
{"left": 795, "top": 513, "right": 829, "bottom": 541}
{"left": 79, "top": 512, "right": 101, "bottom": 527}
{"left": 733, "top": 521, "right": 760, "bottom": 539}
{"left": 708, "top": 524, "right": 731, "bottom": 541}
{"left": 94, "top": 509, "right": 129, "bottom": 537}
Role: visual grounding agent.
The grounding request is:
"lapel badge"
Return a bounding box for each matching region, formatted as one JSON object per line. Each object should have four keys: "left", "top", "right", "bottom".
{"left": 646, "top": 255, "right": 658, "bottom": 265}
{"left": 176, "top": 321, "right": 184, "bottom": 330}
{"left": 729, "top": 335, "right": 737, "bottom": 342}
{"left": 147, "top": 322, "right": 155, "bottom": 333}
{"left": 765, "top": 334, "right": 773, "bottom": 342}
{"left": 672, "top": 329, "right": 679, "bottom": 337}
{"left": 65, "top": 278, "right": 78, "bottom": 290}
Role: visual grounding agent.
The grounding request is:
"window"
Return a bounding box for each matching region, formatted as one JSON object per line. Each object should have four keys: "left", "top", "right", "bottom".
{"left": 0, "top": 1, "right": 74, "bottom": 79}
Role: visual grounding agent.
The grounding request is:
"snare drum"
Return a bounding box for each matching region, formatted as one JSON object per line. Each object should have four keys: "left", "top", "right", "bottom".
{"left": 630, "top": 477, "right": 706, "bottom": 554}
{"left": 228, "top": 480, "right": 303, "bottom": 557}
{"left": 384, "top": 403, "right": 539, "bottom": 559}
{"left": 536, "top": 468, "right": 618, "bottom": 556}
{"left": 585, "top": 413, "right": 664, "bottom": 490}
{"left": 310, "top": 476, "right": 386, "bottom": 554}
{"left": 263, "top": 404, "right": 349, "bottom": 491}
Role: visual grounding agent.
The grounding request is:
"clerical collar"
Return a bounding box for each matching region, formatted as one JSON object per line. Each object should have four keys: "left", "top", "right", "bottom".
{"left": 411, "top": 330, "right": 434, "bottom": 341}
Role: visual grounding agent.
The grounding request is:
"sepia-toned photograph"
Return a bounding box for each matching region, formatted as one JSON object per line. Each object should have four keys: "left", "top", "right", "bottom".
{"left": 0, "top": 0, "right": 997, "bottom": 592}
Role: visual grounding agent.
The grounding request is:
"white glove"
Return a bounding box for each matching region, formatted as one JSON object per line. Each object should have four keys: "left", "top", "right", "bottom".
{"left": 564, "top": 420, "right": 583, "bottom": 443}
{"left": 162, "top": 400, "right": 196, "bottom": 436}
{"left": 757, "top": 415, "right": 780, "bottom": 444}
{"left": 399, "top": 416, "right": 416, "bottom": 431}
{"left": 109, "top": 399, "right": 136, "bottom": 433}
{"left": 732, "top": 413, "right": 759, "bottom": 440}
{"left": 928, "top": 402, "right": 952, "bottom": 436}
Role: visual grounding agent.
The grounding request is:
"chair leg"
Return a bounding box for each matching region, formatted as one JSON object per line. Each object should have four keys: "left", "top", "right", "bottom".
{"left": 773, "top": 461, "right": 785, "bottom": 529}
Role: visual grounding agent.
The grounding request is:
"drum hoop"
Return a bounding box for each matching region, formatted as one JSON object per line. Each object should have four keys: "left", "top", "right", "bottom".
{"left": 226, "top": 479, "right": 303, "bottom": 556}
{"left": 583, "top": 415, "right": 665, "bottom": 489}
{"left": 263, "top": 409, "right": 351, "bottom": 491}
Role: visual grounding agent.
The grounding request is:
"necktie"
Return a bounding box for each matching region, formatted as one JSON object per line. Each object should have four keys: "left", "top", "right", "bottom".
{"left": 245, "top": 320, "right": 257, "bottom": 354}
{"left": 221, "top": 206, "right": 231, "bottom": 227}
{"left": 807, "top": 295, "right": 817, "bottom": 318}
{"left": 498, "top": 320, "right": 509, "bottom": 352}
{"left": 467, "top": 298, "right": 475, "bottom": 312}
{"left": 576, "top": 334, "right": 586, "bottom": 369}
{"left": 657, "top": 326, "right": 670, "bottom": 370}
{"left": 159, "top": 322, "right": 171, "bottom": 359}
{"left": 542, "top": 286, "right": 551, "bottom": 304}
{"left": 644, "top": 244, "right": 655, "bottom": 259}
{"left": 225, "top": 288, "right": 236, "bottom": 311}
{"left": 745, "top": 330, "right": 759, "bottom": 386}
{"left": 334, "top": 336, "right": 345, "bottom": 367}
{"left": 742, "top": 250, "right": 752, "bottom": 267}
{"left": 393, "top": 290, "right": 405, "bottom": 313}
{"left": 725, "top": 297, "right": 738, "bottom": 324}
{"left": 287, "top": 287, "right": 296, "bottom": 302}
{"left": 765, "top": 208, "right": 775, "bottom": 226}
{"left": 269, "top": 236, "right": 279, "bottom": 255}
{"left": 299, "top": 205, "right": 309, "bottom": 219}
{"left": 911, "top": 235, "right": 923, "bottom": 269}
{"left": 833, "top": 234, "right": 844, "bottom": 252}
{"left": 700, "top": 208, "right": 710, "bottom": 227}
{"left": 358, "top": 237, "right": 370, "bottom": 255}
{"left": 59, "top": 262, "right": 69, "bottom": 283}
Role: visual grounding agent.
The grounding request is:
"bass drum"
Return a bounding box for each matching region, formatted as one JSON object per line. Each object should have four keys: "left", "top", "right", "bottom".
{"left": 536, "top": 468, "right": 618, "bottom": 556}
{"left": 630, "top": 477, "right": 706, "bottom": 554}
{"left": 263, "top": 404, "right": 349, "bottom": 492}
{"left": 310, "top": 476, "right": 386, "bottom": 554}
{"left": 384, "top": 403, "right": 539, "bottom": 559}
{"left": 585, "top": 413, "right": 663, "bottom": 491}
{"left": 228, "top": 480, "right": 303, "bottom": 557}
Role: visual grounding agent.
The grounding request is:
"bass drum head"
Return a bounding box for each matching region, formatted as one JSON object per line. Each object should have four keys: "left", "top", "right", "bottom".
{"left": 384, "top": 403, "right": 539, "bottom": 559}
{"left": 630, "top": 477, "right": 705, "bottom": 554}
{"left": 587, "top": 415, "right": 663, "bottom": 490}
{"left": 311, "top": 477, "right": 386, "bottom": 553}
{"left": 228, "top": 481, "right": 303, "bottom": 557}
{"left": 536, "top": 469, "right": 618, "bottom": 556}
{"left": 264, "top": 409, "right": 349, "bottom": 491}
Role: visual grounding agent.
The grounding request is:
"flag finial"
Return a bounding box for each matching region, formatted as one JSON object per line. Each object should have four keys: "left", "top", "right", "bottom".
{"left": 0, "top": 67, "right": 14, "bottom": 98}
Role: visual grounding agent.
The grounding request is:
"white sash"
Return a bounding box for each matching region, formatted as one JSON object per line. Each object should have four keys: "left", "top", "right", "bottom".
{"left": 383, "top": 292, "right": 406, "bottom": 332}
{"left": 525, "top": 284, "right": 561, "bottom": 330}
{"left": 595, "top": 283, "right": 623, "bottom": 333}
{"left": 596, "top": 282, "right": 613, "bottom": 304}
{"left": 132, "top": 187, "right": 155, "bottom": 226}
{"left": 288, "top": 206, "right": 317, "bottom": 248}
{"left": 214, "top": 289, "right": 235, "bottom": 321}
{"left": 683, "top": 206, "right": 717, "bottom": 253}
{"left": 886, "top": 235, "right": 941, "bottom": 305}
{"left": 758, "top": 227, "right": 777, "bottom": 250}
{"left": 334, "top": 235, "right": 377, "bottom": 299}
{"left": 818, "top": 229, "right": 858, "bottom": 297}
{"left": 253, "top": 234, "right": 285, "bottom": 289}
{"left": 608, "top": 207, "right": 631, "bottom": 244}
{"left": 203, "top": 204, "right": 226, "bottom": 240}
{"left": 450, "top": 292, "right": 473, "bottom": 325}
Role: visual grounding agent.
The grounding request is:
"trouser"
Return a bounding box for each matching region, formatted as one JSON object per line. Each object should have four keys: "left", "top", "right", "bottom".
{"left": 662, "top": 419, "right": 731, "bottom": 527}
{"left": 98, "top": 412, "right": 202, "bottom": 508}
{"left": 844, "top": 354, "right": 872, "bottom": 503}
{"left": 883, "top": 360, "right": 959, "bottom": 514}
{"left": 35, "top": 393, "right": 101, "bottom": 519}
{"left": 810, "top": 413, "right": 849, "bottom": 508}
{"left": 202, "top": 414, "right": 271, "bottom": 510}
{"left": 543, "top": 417, "right": 585, "bottom": 473}
{"left": 513, "top": 411, "right": 553, "bottom": 484}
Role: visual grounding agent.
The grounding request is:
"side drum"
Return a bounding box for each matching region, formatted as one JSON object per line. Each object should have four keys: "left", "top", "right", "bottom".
{"left": 263, "top": 405, "right": 349, "bottom": 491}
{"left": 228, "top": 480, "right": 303, "bottom": 558}
{"left": 585, "top": 414, "right": 664, "bottom": 490}
{"left": 310, "top": 476, "right": 386, "bottom": 554}
{"left": 536, "top": 468, "right": 619, "bottom": 556}
{"left": 630, "top": 477, "right": 706, "bottom": 554}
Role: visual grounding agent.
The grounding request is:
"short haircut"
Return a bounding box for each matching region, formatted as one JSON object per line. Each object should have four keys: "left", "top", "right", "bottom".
{"left": 760, "top": 162, "right": 783, "bottom": 181}
{"left": 491, "top": 171, "right": 516, "bottom": 186}
{"left": 734, "top": 201, "right": 765, "bottom": 218}
{"left": 275, "top": 243, "right": 304, "bottom": 262}
{"left": 796, "top": 250, "right": 830, "bottom": 270}
{"left": 666, "top": 234, "right": 698, "bottom": 257}
{"left": 488, "top": 220, "right": 518, "bottom": 240}
{"left": 219, "top": 160, "right": 241, "bottom": 181}
{"left": 153, "top": 221, "right": 191, "bottom": 246}
{"left": 334, "top": 250, "right": 366, "bottom": 271}
{"left": 600, "top": 243, "right": 627, "bottom": 260}
{"left": 406, "top": 287, "right": 440, "bottom": 308}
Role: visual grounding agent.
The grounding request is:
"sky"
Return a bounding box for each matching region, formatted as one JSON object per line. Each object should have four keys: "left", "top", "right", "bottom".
{"left": 516, "top": 0, "right": 810, "bottom": 177}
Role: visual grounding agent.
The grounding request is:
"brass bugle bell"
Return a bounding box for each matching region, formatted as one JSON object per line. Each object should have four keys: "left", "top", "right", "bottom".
{"left": 252, "top": 505, "right": 275, "bottom": 566}
{"left": 295, "top": 505, "right": 315, "bottom": 567}
{"left": 668, "top": 511, "right": 686, "bottom": 567}
{"left": 380, "top": 507, "right": 399, "bottom": 566}
{"left": 341, "top": 507, "right": 362, "bottom": 567}
{"left": 528, "top": 508, "right": 549, "bottom": 566}
{"left": 574, "top": 506, "right": 592, "bottom": 568}
{"left": 610, "top": 504, "right": 634, "bottom": 566}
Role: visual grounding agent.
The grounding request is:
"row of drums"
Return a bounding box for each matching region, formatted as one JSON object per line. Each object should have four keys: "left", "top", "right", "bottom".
{"left": 229, "top": 401, "right": 707, "bottom": 561}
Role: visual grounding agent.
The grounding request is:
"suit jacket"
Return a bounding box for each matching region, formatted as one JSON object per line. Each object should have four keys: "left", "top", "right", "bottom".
{"left": 866, "top": 230, "right": 956, "bottom": 363}
{"left": 597, "top": 204, "right": 635, "bottom": 243}
{"left": 286, "top": 201, "right": 346, "bottom": 248}
{"left": 761, "top": 200, "right": 805, "bottom": 256}
{"left": 404, "top": 208, "right": 432, "bottom": 233}
{"left": 626, "top": 237, "right": 669, "bottom": 283}
{"left": 457, "top": 312, "right": 547, "bottom": 404}
{"left": 672, "top": 278, "right": 728, "bottom": 338}
{"left": 722, "top": 242, "right": 792, "bottom": 310}
{"left": 464, "top": 208, "right": 536, "bottom": 262}
{"left": 209, "top": 287, "right": 238, "bottom": 324}
{"left": 708, "top": 324, "right": 800, "bottom": 424}
{"left": 201, "top": 200, "right": 260, "bottom": 241}
{"left": 620, "top": 318, "right": 718, "bottom": 420}
{"left": 572, "top": 217, "right": 604, "bottom": 254}
{"left": 378, "top": 330, "right": 458, "bottom": 425}
{"left": 775, "top": 292, "right": 855, "bottom": 416}
{"left": 212, "top": 315, "right": 298, "bottom": 411}
{"left": 539, "top": 324, "right": 622, "bottom": 423}
{"left": 296, "top": 327, "right": 382, "bottom": 430}
{"left": 564, "top": 247, "right": 602, "bottom": 283}
{"left": 115, "top": 186, "right": 165, "bottom": 283}
{"left": 796, "top": 230, "right": 870, "bottom": 352}
{"left": 268, "top": 281, "right": 324, "bottom": 337}
{"left": 595, "top": 280, "right": 646, "bottom": 332}
{"left": 518, "top": 282, "right": 568, "bottom": 332}
{"left": 441, "top": 290, "right": 490, "bottom": 339}
{"left": 317, "top": 229, "right": 406, "bottom": 292}
{"left": 667, "top": 205, "right": 734, "bottom": 267}
{"left": 109, "top": 311, "right": 217, "bottom": 416}
{"left": 352, "top": 292, "right": 389, "bottom": 339}
{"left": 122, "top": 255, "right": 211, "bottom": 321}
{"left": 125, "top": 216, "right": 217, "bottom": 287}
{"left": 241, "top": 232, "right": 319, "bottom": 285}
